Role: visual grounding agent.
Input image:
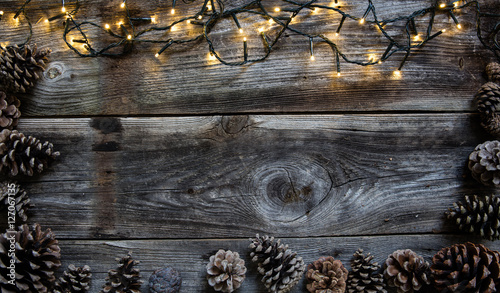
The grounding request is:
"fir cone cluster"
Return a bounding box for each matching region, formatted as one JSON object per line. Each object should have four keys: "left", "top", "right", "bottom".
{"left": 446, "top": 194, "right": 500, "bottom": 241}
{"left": 0, "top": 181, "right": 32, "bottom": 222}
{"left": 206, "top": 249, "right": 246, "bottom": 292}
{"left": 347, "top": 249, "right": 386, "bottom": 293}
{"left": 249, "top": 234, "right": 305, "bottom": 293}
{"left": 53, "top": 264, "right": 92, "bottom": 293}
{"left": 383, "top": 249, "right": 430, "bottom": 293}
{"left": 487, "top": 62, "right": 500, "bottom": 84}
{"left": 0, "top": 90, "right": 20, "bottom": 130}
{"left": 305, "top": 256, "right": 348, "bottom": 293}
{"left": 0, "top": 129, "right": 59, "bottom": 177}
{"left": 468, "top": 140, "right": 500, "bottom": 186}
{"left": 0, "top": 223, "right": 61, "bottom": 292}
{"left": 101, "top": 252, "right": 142, "bottom": 293}
{"left": 0, "top": 44, "right": 50, "bottom": 93}
{"left": 431, "top": 242, "right": 500, "bottom": 292}
{"left": 149, "top": 267, "right": 182, "bottom": 293}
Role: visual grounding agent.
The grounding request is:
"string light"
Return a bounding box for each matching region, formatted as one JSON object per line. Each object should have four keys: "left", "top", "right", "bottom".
{"left": 3, "top": 0, "right": 479, "bottom": 74}
{"left": 0, "top": 11, "right": 3, "bottom": 21}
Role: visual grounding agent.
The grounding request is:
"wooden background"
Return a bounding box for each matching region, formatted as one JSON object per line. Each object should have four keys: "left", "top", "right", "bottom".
{"left": 1, "top": 0, "right": 499, "bottom": 292}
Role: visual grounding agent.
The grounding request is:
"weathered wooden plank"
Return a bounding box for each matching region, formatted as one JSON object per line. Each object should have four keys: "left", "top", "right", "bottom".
{"left": 0, "top": 0, "right": 491, "bottom": 115}
{"left": 0, "top": 114, "right": 490, "bottom": 239}
{"left": 57, "top": 235, "right": 500, "bottom": 292}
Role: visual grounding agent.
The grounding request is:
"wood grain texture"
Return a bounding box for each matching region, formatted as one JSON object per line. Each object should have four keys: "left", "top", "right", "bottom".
{"left": 0, "top": 114, "right": 489, "bottom": 240}
{"left": 0, "top": 0, "right": 492, "bottom": 115}
{"left": 56, "top": 235, "right": 500, "bottom": 292}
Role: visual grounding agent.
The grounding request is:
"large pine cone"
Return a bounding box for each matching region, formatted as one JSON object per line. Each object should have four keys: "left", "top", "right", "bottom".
{"left": 0, "top": 181, "right": 32, "bottom": 222}
{"left": 486, "top": 62, "right": 500, "bottom": 84}
{"left": 431, "top": 242, "right": 500, "bottom": 292}
{"left": 101, "top": 252, "right": 142, "bottom": 293}
{"left": 347, "top": 249, "right": 386, "bottom": 293}
{"left": 468, "top": 140, "right": 500, "bottom": 186}
{"left": 206, "top": 249, "right": 246, "bottom": 292}
{"left": 0, "top": 129, "right": 59, "bottom": 177}
{"left": 305, "top": 256, "right": 348, "bottom": 293}
{"left": 0, "top": 91, "right": 20, "bottom": 130}
{"left": 0, "top": 223, "right": 61, "bottom": 292}
{"left": 0, "top": 44, "right": 50, "bottom": 93}
{"left": 446, "top": 194, "right": 500, "bottom": 241}
{"left": 249, "top": 234, "right": 305, "bottom": 293}
{"left": 383, "top": 249, "right": 430, "bottom": 293}
{"left": 149, "top": 267, "right": 182, "bottom": 293}
{"left": 53, "top": 264, "right": 92, "bottom": 293}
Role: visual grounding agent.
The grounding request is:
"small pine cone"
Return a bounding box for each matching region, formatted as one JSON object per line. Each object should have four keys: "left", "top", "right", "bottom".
{"left": 431, "top": 242, "right": 500, "bottom": 292}
{"left": 0, "top": 44, "right": 50, "bottom": 93}
{"left": 249, "top": 234, "right": 305, "bottom": 293}
{"left": 0, "top": 129, "right": 60, "bottom": 177}
{"left": 206, "top": 249, "right": 246, "bottom": 292}
{"left": 53, "top": 264, "right": 92, "bottom": 293}
{"left": 486, "top": 62, "right": 500, "bottom": 84}
{"left": 101, "top": 252, "right": 143, "bottom": 293}
{"left": 383, "top": 249, "right": 430, "bottom": 293}
{"left": 0, "top": 91, "right": 20, "bottom": 130}
{"left": 446, "top": 194, "right": 500, "bottom": 241}
{"left": 347, "top": 249, "right": 387, "bottom": 293}
{"left": 0, "top": 181, "right": 32, "bottom": 222}
{"left": 475, "top": 82, "right": 500, "bottom": 116}
{"left": 468, "top": 140, "right": 500, "bottom": 186}
{"left": 481, "top": 114, "right": 500, "bottom": 137}
{"left": 149, "top": 267, "right": 182, "bottom": 293}
{"left": 305, "top": 256, "right": 348, "bottom": 293}
{"left": 0, "top": 223, "right": 61, "bottom": 292}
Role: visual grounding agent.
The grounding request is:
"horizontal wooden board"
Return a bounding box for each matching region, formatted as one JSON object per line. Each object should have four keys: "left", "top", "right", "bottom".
{"left": 0, "top": 114, "right": 490, "bottom": 239}
{"left": 0, "top": 0, "right": 492, "bottom": 115}
{"left": 57, "top": 235, "right": 500, "bottom": 292}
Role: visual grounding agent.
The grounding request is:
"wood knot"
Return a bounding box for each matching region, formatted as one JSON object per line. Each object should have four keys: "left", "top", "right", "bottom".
{"left": 44, "top": 62, "right": 64, "bottom": 80}
{"left": 221, "top": 115, "right": 249, "bottom": 134}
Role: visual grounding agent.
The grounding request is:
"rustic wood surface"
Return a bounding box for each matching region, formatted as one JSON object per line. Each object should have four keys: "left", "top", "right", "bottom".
{"left": 0, "top": 0, "right": 500, "bottom": 292}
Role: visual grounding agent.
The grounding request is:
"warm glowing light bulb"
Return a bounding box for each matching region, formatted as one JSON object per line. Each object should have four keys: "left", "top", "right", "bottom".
{"left": 117, "top": 21, "right": 123, "bottom": 26}
{"left": 61, "top": 6, "right": 66, "bottom": 13}
{"left": 239, "top": 28, "right": 243, "bottom": 34}
{"left": 337, "top": 72, "right": 341, "bottom": 77}
{"left": 441, "top": 29, "right": 446, "bottom": 33}
{"left": 170, "top": 25, "right": 177, "bottom": 31}
{"left": 208, "top": 52, "right": 216, "bottom": 61}
{"left": 120, "top": 2, "right": 125, "bottom": 8}
{"left": 187, "top": 20, "right": 191, "bottom": 24}
{"left": 394, "top": 70, "right": 401, "bottom": 77}
{"left": 310, "top": 55, "right": 315, "bottom": 61}
{"left": 268, "top": 19, "right": 273, "bottom": 24}
{"left": 457, "top": 23, "right": 462, "bottom": 29}
{"left": 359, "top": 18, "right": 365, "bottom": 24}
{"left": 378, "top": 60, "right": 382, "bottom": 64}
{"left": 198, "top": 15, "right": 202, "bottom": 20}
{"left": 275, "top": 7, "right": 280, "bottom": 12}
{"left": 335, "top": 32, "right": 339, "bottom": 36}
{"left": 439, "top": 3, "right": 446, "bottom": 8}
{"left": 413, "top": 35, "right": 420, "bottom": 41}
{"left": 171, "top": 9, "right": 175, "bottom": 15}
{"left": 313, "top": 8, "right": 318, "bottom": 13}
{"left": 127, "top": 34, "right": 132, "bottom": 40}
{"left": 243, "top": 37, "right": 247, "bottom": 42}
{"left": 45, "top": 19, "right": 49, "bottom": 23}
{"left": 151, "top": 17, "right": 156, "bottom": 23}
{"left": 0, "top": 11, "right": 3, "bottom": 15}
{"left": 155, "top": 53, "right": 159, "bottom": 58}
{"left": 258, "top": 27, "right": 264, "bottom": 33}
{"left": 105, "top": 23, "right": 110, "bottom": 29}
{"left": 454, "top": 1, "right": 459, "bottom": 7}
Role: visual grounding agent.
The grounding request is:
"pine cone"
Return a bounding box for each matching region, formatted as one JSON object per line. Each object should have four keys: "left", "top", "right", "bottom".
{"left": 0, "top": 223, "right": 61, "bottom": 292}
{"left": 101, "top": 252, "right": 143, "bottom": 293}
{"left": 347, "top": 249, "right": 387, "bottom": 293}
{"left": 0, "top": 181, "right": 32, "bottom": 222}
{"left": 0, "top": 129, "right": 59, "bottom": 177}
{"left": 481, "top": 114, "right": 500, "bottom": 137}
{"left": 305, "top": 256, "right": 348, "bottom": 293}
{"left": 149, "top": 267, "right": 182, "bottom": 293}
{"left": 207, "top": 249, "right": 246, "bottom": 292}
{"left": 446, "top": 194, "right": 500, "bottom": 241}
{"left": 486, "top": 62, "right": 500, "bottom": 84}
{"left": 383, "top": 249, "right": 430, "bottom": 293}
{"left": 468, "top": 140, "right": 500, "bottom": 186}
{"left": 53, "top": 264, "right": 92, "bottom": 293}
{"left": 0, "top": 91, "right": 20, "bottom": 130}
{"left": 475, "top": 82, "right": 500, "bottom": 116}
{"left": 431, "top": 242, "right": 500, "bottom": 292}
{"left": 0, "top": 44, "right": 50, "bottom": 93}
{"left": 249, "top": 234, "right": 305, "bottom": 293}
